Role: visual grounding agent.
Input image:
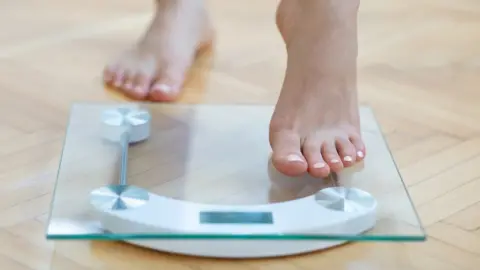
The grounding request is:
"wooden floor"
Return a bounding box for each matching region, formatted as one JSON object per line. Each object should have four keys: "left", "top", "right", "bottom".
{"left": 1, "top": 0, "right": 479, "bottom": 269}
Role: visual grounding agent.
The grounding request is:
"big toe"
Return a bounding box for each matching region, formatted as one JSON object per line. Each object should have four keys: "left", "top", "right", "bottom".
{"left": 149, "top": 59, "right": 194, "bottom": 102}
{"left": 270, "top": 130, "right": 308, "bottom": 176}
{"left": 149, "top": 70, "right": 186, "bottom": 102}
{"left": 149, "top": 82, "right": 182, "bottom": 102}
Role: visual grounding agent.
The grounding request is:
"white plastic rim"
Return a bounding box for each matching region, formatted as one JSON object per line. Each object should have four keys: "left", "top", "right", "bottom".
{"left": 92, "top": 185, "right": 377, "bottom": 258}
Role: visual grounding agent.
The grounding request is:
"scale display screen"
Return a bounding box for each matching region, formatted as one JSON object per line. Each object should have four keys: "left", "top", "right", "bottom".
{"left": 200, "top": 211, "right": 273, "bottom": 224}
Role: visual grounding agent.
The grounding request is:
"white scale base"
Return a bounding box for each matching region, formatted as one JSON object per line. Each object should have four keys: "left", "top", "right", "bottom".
{"left": 88, "top": 106, "right": 378, "bottom": 259}
{"left": 93, "top": 185, "right": 376, "bottom": 258}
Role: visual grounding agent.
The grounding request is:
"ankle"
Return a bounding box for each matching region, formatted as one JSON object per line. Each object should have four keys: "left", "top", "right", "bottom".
{"left": 289, "top": 0, "right": 359, "bottom": 27}
{"left": 155, "top": 0, "right": 175, "bottom": 9}
{"left": 299, "top": 0, "right": 359, "bottom": 14}
{"left": 155, "top": 0, "right": 204, "bottom": 11}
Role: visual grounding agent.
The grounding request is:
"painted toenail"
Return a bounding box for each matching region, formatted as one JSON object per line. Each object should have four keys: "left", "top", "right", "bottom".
{"left": 357, "top": 151, "right": 364, "bottom": 158}
{"left": 343, "top": 156, "right": 353, "bottom": 162}
{"left": 330, "top": 159, "right": 340, "bottom": 163}
{"left": 153, "top": 84, "right": 172, "bottom": 93}
{"left": 286, "top": 154, "right": 303, "bottom": 162}
{"left": 134, "top": 86, "right": 145, "bottom": 93}
{"left": 313, "top": 162, "right": 326, "bottom": 168}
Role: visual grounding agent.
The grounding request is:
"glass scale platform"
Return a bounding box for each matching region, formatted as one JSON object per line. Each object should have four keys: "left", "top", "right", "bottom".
{"left": 46, "top": 102, "right": 425, "bottom": 258}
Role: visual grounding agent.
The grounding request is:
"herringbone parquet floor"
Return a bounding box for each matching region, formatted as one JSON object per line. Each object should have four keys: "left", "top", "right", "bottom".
{"left": 0, "top": 0, "right": 479, "bottom": 269}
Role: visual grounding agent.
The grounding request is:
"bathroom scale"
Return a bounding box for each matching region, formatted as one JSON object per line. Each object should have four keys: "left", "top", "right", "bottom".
{"left": 45, "top": 102, "right": 425, "bottom": 258}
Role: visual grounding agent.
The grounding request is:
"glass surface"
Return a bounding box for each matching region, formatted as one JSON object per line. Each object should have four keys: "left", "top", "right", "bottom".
{"left": 46, "top": 102, "right": 426, "bottom": 241}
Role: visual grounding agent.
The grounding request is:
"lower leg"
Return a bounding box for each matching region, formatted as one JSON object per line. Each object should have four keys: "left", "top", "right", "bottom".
{"left": 271, "top": 0, "right": 364, "bottom": 178}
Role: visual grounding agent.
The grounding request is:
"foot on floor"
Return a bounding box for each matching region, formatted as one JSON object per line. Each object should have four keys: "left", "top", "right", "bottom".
{"left": 103, "top": 0, "right": 213, "bottom": 101}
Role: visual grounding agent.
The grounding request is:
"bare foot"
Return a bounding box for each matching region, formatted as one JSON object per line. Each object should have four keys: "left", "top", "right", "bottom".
{"left": 270, "top": 0, "right": 365, "bottom": 178}
{"left": 103, "top": 0, "right": 213, "bottom": 101}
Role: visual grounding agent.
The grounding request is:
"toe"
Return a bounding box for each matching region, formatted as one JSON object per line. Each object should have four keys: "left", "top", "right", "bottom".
{"left": 112, "top": 70, "right": 126, "bottom": 88}
{"left": 335, "top": 137, "right": 357, "bottom": 167}
{"left": 149, "top": 68, "right": 186, "bottom": 102}
{"left": 103, "top": 65, "right": 116, "bottom": 84}
{"left": 270, "top": 130, "right": 308, "bottom": 176}
{"left": 149, "top": 82, "right": 181, "bottom": 102}
{"left": 120, "top": 71, "right": 136, "bottom": 93}
{"left": 321, "top": 142, "right": 343, "bottom": 172}
{"left": 302, "top": 137, "right": 331, "bottom": 178}
{"left": 126, "top": 73, "right": 152, "bottom": 100}
{"left": 349, "top": 134, "right": 366, "bottom": 161}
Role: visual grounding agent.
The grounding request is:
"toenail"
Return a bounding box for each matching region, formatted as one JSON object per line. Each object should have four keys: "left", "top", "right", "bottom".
{"left": 286, "top": 154, "right": 303, "bottom": 162}
{"left": 152, "top": 84, "right": 172, "bottom": 93}
{"left": 124, "top": 83, "right": 133, "bottom": 90}
{"left": 357, "top": 151, "right": 364, "bottom": 158}
{"left": 134, "top": 86, "right": 145, "bottom": 93}
{"left": 343, "top": 156, "right": 353, "bottom": 162}
{"left": 330, "top": 159, "right": 340, "bottom": 163}
{"left": 313, "top": 162, "right": 326, "bottom": 168}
